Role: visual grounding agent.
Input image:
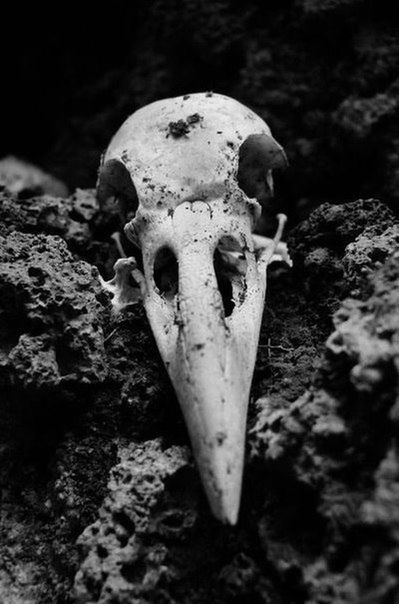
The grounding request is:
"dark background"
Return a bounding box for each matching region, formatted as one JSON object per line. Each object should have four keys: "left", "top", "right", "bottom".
{"left": 2, "top": 0, "right": 399, "bottom": 224}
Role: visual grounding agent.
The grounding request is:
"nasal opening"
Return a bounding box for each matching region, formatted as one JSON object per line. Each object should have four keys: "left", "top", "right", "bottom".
{"left": 153, "top": 246, "right": 179, "bottom": 301}
{"left": 213, "top": 237, "right": 248, "bottom": 318}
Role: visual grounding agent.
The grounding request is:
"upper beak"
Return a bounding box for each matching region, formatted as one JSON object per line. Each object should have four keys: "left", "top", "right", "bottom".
{"left": 139, "top": 201, "right": 267, "bottom": 524}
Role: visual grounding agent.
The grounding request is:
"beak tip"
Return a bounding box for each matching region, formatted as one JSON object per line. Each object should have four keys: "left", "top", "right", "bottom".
{"left": 207, "top": 477, "right": 242, "bottom": 526}
{"left": 223, "top": 511, "right": 239, "bottom": 526}
{"left": 195, "top": 436, "right": 245, "bottom": 527}
{"left": 213, "top": 500, "right": 240, "bottom": 526}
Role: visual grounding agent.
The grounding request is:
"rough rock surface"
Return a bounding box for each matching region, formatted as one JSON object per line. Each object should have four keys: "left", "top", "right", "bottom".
{"left": 0, "top": 230, "right": 108, "bottom": 394}
{"left": 248, "top": 200, "right": 399, "bottom": 603}
{"left": 0, "top": 223, "right": 112, "bottom": 602}
{"left": 0, "top": 187, "right": 123, "bottom": 278}
{"left": 250, "top": 249, "right": 399, "bottom": 603}
{"left": 74, "top": 440, "right": 193, "bottom": 603}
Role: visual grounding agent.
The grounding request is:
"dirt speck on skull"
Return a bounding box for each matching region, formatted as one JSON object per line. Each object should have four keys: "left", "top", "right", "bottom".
{"left": 168, "top": 119, "right": 190, "bottom": 138}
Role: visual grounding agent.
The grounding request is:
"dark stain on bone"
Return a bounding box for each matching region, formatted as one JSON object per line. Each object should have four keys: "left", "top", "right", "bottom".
{"left": 121, "top": 150, "right": 130, "bottom": 164}
{"left": 168, "top": 119, "right": 190, "bottom": 138}
{"left": 187, "top": 113, "right": 202, "bottom": 125}
{"left": 167, "top": 114, "right": 203, "bottom": 138}
{"left": 216, "top": 431, "right": 227, "bottom": 446}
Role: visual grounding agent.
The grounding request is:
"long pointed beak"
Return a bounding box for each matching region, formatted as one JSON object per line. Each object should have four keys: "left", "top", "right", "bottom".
{"left": 139, "top": 201, "right": 267, "bottom": 525}
{"left": 169, "top": 232, "right": 247, "bottom": 524}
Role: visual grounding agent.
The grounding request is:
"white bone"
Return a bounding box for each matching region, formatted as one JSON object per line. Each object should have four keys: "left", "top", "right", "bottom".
{"left": 99, "top": 258, "right": 143, "bottom": 312}
{"left": 253, "top": 233, "right": 293, "bottom": 267}
{"left": 98, "top": 93, "right": 288, "bottom": 524}
{"left": 110, "top": 231, "right": 127, "bottom": 258}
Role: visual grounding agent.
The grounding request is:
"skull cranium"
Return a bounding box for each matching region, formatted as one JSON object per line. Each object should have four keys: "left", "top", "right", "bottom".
{"left": 98, "top": 93, "right": 288, "bottom": 524}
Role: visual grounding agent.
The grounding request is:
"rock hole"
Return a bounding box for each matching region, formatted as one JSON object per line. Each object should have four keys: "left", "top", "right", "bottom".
{"left": 55, "top": 342, "right": 77, "bottom": 376}
{"left": 0, "top": 316, "right": 26, "bottom": 354}
{"left": 28, "top": 266, "right": 46, "bottom": 286}
{"left": 96, "top": 544, "right": 108, "bottom": 559}
{"left": 160, "top": 510, "right": 185, "bottom": 529}
{"left": 112, "top": 511, "right": 135, "bottom": 536}
{"left": 370, "top": 247, "right": 388, "bottom": 263}
{"left": 122, "top": 472, "right": 132, "bottom": 484}
{"left": 153, "top": 246, "right": 178, "bottom": 301}
{"left": 121, "top": 560, "right": 146, "bottom": 584}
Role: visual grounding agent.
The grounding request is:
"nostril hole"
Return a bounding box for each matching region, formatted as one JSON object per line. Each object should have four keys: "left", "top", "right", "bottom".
{"left": 214, "top": 250, "right": 234, "bottom": 317}
{"left": 154, "top": 246, "right": 178, "bottom": 301}
{"left": 214, "top": 237, "right": 248, "bottom": 318}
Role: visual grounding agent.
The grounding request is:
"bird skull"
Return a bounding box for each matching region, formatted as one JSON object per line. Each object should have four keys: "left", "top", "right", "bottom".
{"left": 98, "top": 93, "right": 287, "bottom": 524}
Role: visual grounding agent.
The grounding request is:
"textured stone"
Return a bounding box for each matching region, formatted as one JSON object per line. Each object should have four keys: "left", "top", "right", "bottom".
{"left": 0, "top": 188, "right": 120, "bottom": 278}
{"left": 249, "top": 218, "right": 399, "bottom": 602}
{"left": 74, "top": 439, "right": 192, "bottom": 603}
{"left": 0, "top": 231, "right": 108, "bottom": 395}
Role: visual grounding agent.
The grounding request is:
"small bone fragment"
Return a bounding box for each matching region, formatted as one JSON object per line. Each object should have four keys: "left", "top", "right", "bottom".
{"left": 99, "top": 258, "right": 144, "bottom": 312}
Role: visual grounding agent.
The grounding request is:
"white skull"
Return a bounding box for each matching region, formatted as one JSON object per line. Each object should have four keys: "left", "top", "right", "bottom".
{"left": 98, "top": 92, "right": 288, "bottom": 524}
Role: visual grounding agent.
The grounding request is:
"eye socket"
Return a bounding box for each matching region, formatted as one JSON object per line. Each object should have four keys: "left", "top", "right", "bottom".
{"left": 237, "top": 133, "right": 287, "bottom": 205}
{"left": 97, "top": 158, "right": 139, "bottom": 224}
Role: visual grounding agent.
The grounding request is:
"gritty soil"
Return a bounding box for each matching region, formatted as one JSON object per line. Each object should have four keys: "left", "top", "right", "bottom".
{"left": 1, "top": 2, "right": 399, "bottom": 603}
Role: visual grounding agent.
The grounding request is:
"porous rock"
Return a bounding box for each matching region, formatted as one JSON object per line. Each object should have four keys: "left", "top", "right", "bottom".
{"left": 286, "top": 199, "right": 396, "bottom": 309}
{"left": 0, "top": 188, "right": 121, "bottom": 278}
{"left": 103, "top": 303, "right": 180, "bottom": 437}
{"left": 74, "top": 439, "right": 193, "bottom": 603}
{"left": 288, "top": 199, "right": 394, "bottom": 261}
{"left": 344, "top": 224, "right": 399, "bottom": 289}
{"left": 249, "top": 214, "right": 399, "bottom": 602}
{"left": 0, "top": 231, "right": 108, "bottom": 395}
